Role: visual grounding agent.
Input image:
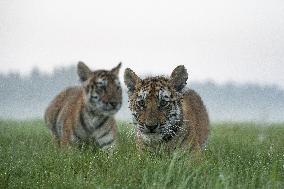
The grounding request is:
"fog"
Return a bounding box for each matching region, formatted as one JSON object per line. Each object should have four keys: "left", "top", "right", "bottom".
{"left": 1, "top": 66, "right": 283, "bottom": 122}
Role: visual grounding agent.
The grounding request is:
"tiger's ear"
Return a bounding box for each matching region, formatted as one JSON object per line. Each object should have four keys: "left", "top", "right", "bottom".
{"left": 77, "top": 61, "right": 92, "bottom": 82}
{"left": 170, "top": 65, "right": 188, "bottom": 92}
{"left": 124, "top": 68, "right": 141, "bottom": 92}
{"left": 111, "top": 62, "right": 122, "bottom": 76}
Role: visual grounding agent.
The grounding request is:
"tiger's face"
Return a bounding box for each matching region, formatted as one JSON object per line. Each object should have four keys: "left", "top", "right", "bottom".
{"left": 77, "top": 61, "right": 122, "bottom": 115}
{"left": 124, "top": 66, "right": 188, "bottom": 141}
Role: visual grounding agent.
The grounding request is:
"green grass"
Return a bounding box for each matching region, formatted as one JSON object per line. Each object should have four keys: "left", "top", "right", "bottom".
{"left": 0, "top": 120, "right": 283, "bottom": 189}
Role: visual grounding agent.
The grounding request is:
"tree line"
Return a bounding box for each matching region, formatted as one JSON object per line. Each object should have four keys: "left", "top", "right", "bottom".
{"left": 0, "top": 66, "right": 283, "bottom": 122}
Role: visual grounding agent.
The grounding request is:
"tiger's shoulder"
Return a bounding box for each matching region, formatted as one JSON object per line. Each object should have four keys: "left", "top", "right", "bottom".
{"left": 181, "top": 88, "right": 209, "bottom": 149}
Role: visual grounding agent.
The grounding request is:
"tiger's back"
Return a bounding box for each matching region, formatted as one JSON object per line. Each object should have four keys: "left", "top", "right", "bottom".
{"left": 45, "top": 87, "right": 84, "bottom": 142}
{"left": 45, "top": 87, "right": 81, "bottom": 134}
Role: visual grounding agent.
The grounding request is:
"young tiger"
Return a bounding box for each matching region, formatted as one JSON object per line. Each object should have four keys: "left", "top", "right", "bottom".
{"left": 124, "top": 65, "right": 209, "bottom": 153}
{"left": 44, "top": 61, "right": 122, "bottom": 151}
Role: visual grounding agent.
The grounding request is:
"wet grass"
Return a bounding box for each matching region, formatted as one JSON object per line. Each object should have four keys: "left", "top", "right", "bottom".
{"left": 0, "top": 120, "right": 283, "bottom": 188}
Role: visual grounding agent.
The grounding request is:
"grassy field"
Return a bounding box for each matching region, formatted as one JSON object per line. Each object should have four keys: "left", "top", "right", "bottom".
{"left": 0, "top": 120, "right": 283, "bottom": 189}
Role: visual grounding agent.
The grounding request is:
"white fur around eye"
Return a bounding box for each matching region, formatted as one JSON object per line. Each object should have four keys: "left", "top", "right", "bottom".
{"left": 159, "top": 89, "right": 171, "bottom": 101}
{"left": 138, "top": 90, "right": 148, "bottom": 100}
{"left": 96, "top": 78, "right": 107, "bottom": 86}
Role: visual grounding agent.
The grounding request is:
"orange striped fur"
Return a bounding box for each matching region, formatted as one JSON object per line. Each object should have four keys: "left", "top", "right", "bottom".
{"left": 44, "top": 62, "right": 122, "bottom": 152}
{"left": 124, "top": 65, "right": 209, "bottom": 153}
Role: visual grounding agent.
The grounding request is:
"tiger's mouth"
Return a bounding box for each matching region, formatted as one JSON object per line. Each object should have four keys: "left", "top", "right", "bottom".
{"left": 136, "top": 122, "right": 161, "bottom": 134}
{"left": 100, "top": 102, "right": 121, "bottom": 113}
{"left": 89, "top": 99, "right": 121, "bottom": 114}
{"left": 136, "top": 121, "right": 181, "bottom": 141}
{"left": 102, "top": 102, "right": 121, "bottom": 111}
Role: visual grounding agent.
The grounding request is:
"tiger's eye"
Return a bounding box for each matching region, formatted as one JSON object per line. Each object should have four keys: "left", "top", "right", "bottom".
{"left": 160, "top": 100, "right": 169, "bottom": 107}
{"left": 100, "top": 85, "right": 106, "bottom": 90}
{"left": 96, "top": 83, "right": 106, "bottom": 90}
{"left": 96, "top": 80, "right": 107, "bottom": 90}
{"left": 137, "top": 100, "right": 145, "bottom": 108}
{"left": 96, "top": 81, "right": 103, "bottom": 86}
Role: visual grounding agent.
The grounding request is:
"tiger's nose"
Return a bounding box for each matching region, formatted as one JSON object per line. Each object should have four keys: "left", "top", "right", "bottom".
{"left": 145, "top": 124, "right": 159, "bottom": 132}
{"left": 108, "top": 101, "right": 118, "bottom": 108}
{"left": 110, "top": 101, "right": 117, "bottom": 107}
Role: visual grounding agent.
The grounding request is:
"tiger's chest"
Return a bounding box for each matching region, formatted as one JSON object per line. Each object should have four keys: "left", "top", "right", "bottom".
{"left": 74, "top": 113, "right": 109, "bottom": 140}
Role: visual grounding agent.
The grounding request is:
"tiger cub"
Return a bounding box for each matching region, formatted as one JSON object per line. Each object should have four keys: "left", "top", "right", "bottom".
{"left": 44, "top": 61, "right": 122, "bottom": 151}
{"left": 124, "top": 65, "right": 209, "bottom": 152}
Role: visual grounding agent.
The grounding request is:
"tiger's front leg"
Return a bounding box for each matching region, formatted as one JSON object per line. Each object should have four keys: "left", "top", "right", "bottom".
{"left": 93, "top": 123, "right": 118, "bottom": 155}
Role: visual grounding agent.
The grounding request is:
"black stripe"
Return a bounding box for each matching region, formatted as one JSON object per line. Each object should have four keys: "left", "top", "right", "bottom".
{"left": 162, "top": 134, "right": 173, "bottom": 142}
{"left": 80, "top": 111, "right": 109, "bottom": 134}
{"left": 179, "top": 133, "right": 188, "bottom": 147}
{"left": 162, "top": 124, "right": 181, "bottom": 142}
{"left": 74, "top": 133, "right": 81, "bottom": 140}
{"left": 94, "top": 116, "right": 109, "bottom": 131}
{"left": 97, "top": 127, "right": 112, "bottom": 140}
{"left": 99, "top": 138, "right": 114, "bottom": 148}
{"left": 51, "top": 125, "right": 60, "bottom": 138}
{"left": 80, "top": 112, "right": 91, "bottom": 133}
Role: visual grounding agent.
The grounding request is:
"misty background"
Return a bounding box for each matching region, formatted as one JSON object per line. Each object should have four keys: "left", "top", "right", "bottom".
{"left": 0, "top": 66, "right": 283, "bottom": 122}
{"left": 0, "top": 1, "right": 284, "bottom": 122}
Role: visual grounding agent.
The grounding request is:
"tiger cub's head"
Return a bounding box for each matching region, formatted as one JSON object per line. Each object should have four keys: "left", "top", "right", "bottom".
{"left": 77, "top": 61, "right": 122, "bottom": 115}
{"left": 124, "top": 65, "right": 188, "bottom": 141}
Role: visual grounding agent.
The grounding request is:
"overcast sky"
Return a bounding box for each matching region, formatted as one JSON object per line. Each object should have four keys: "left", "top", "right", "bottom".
{"left": 0, "top": 0, "right": 284, "bottom": 88}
